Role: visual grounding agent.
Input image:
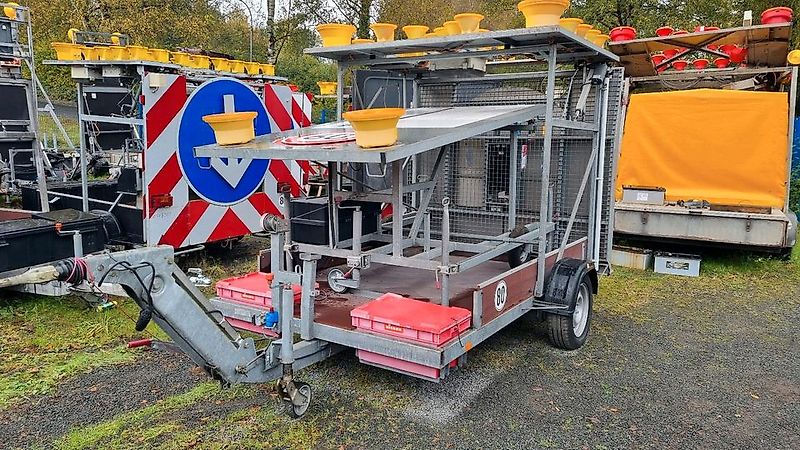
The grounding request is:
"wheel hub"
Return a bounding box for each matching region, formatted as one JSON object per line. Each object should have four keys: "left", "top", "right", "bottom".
{"left": 572, "top": 283, "right": 589, "bottom": 336}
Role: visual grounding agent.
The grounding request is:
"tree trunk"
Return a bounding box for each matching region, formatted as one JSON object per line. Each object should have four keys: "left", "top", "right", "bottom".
{"left": 356, "top": 0, "right": 372, "bottom": 39}
{"left": 266, "top": 0, "right": 276, "bottom": 62}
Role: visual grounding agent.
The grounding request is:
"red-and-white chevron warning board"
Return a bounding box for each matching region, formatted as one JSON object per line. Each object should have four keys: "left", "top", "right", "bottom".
{"left": 143, "top": 74, "right": 313, "bottom": 248}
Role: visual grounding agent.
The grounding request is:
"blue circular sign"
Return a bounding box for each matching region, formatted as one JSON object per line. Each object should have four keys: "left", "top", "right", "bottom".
{"left": 177, "top": 78, "right": 271, "bottom": 205}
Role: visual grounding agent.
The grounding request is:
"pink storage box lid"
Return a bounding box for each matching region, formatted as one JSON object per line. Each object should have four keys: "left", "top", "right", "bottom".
{"left": 216, "top": 272, "right": 302, "bottom": 299}
{"left": 350, "top": 293, "right": 471, "bottom": 335}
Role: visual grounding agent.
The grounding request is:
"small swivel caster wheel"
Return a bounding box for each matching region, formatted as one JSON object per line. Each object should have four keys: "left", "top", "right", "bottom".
{"left": 327, "top": 268, "right": 350, "bottom": 294}
{"left": 284, "top": 381, "right": 313, "bottom": 418}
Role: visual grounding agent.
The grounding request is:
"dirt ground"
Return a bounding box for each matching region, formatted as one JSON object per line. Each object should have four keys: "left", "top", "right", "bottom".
{"left": 0, "top": 239, "right": 798, "bottom": 449}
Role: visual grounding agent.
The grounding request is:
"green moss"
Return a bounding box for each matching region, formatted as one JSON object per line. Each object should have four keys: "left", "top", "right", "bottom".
{"left": 55, "top": 382, "right": 219, "bottom": 449}
{"left": 55, "top": 382, "right": 321, "bottom": 450}
{"left": 0, "top": 294, "right": 163, "bottom": 408}
{"left": 0, "top": 348, "right": 134, "bottom": 407}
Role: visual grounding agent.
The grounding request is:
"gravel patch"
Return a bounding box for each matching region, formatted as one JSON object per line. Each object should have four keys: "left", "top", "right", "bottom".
{"left": 0, "top": 351, "right": 202, "bottom": 450}
{"left": 2, "top": 271, "right": 798, "bottom": 449}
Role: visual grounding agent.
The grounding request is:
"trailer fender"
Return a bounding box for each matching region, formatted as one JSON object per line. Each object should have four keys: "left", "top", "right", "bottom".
{"left": 543, "top": 258, "right": 597, "bottom": 316}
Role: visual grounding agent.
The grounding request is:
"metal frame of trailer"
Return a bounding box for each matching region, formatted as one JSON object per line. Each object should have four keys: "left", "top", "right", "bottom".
{"left": 39, "top": 57, "right": 295, "bottom": 246}
{"left": 10, "top": 27, "right": 621, "bottom": 417}
{"left": 609, "top": 24, "right": 798, "bottom": 252}
{"left": 0, "top": 2, "right": 74, "bottom": 203}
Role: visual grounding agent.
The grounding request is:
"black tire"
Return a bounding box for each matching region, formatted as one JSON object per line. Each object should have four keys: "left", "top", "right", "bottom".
{"left": 547, "top": 276, "right": 592, "bottom": 350}
{"left": 507, "top": 225, "right": 534, "bottom": 268}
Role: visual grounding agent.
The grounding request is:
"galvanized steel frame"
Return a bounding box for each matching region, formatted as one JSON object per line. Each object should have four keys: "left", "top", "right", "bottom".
{"left": 76, "top": 31, "right": 619, "bottom": 388}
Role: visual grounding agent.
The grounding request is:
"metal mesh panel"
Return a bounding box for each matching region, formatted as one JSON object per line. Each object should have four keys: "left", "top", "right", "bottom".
{"left": 418, "top": 72, "right": 577, "bottom": 115}
{"left": 409, "top": 68, "right": 620, "bottom": 263}
{"left": 600, "top": 68, "right": 626, "bottom": 266}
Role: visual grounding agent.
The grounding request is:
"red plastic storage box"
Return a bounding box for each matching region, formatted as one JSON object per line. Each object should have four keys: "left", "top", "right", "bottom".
{"left": 350, "top": 293, "right": 471, "bottom": 347}
{"left": 357, "top": 349, "right": 442, "bottom": 380}
{"left": 215, "top": 272, "right": 302, "bottom": 308}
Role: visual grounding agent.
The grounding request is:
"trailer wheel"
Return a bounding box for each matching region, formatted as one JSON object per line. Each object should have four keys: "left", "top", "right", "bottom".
{"left": 547, "top": 276, "right": 592, "bottom": 350}
{"left": 327, "top": 268, "right": 350, "bottom": 294}
{"left": 285, "top": 381, "right": 313, "bottom": 419}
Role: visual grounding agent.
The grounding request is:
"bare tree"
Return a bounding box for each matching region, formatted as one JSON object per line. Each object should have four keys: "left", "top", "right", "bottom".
{"left": 295, "top": 0, "right": 378, "bottom": 38}
{"left": 266, "top": 0, "right": 276, "bottom": 62}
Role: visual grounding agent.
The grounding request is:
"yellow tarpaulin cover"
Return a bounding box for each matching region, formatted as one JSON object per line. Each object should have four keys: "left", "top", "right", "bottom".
{"left": 616, "top": 89, "right": 789, "bottom": 207}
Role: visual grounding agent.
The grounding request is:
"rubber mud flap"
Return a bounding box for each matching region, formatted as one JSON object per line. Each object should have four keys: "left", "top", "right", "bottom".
{"left": 543, "top": 258, "right": 595, "bottom": 316}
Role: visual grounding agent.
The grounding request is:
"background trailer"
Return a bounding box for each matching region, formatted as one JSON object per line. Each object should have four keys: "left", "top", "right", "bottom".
{"left": 609, "top": 23, "right": 796, "bottom": 253}
{"left": 41, "top": 49, "right": 315, "bottom": 248}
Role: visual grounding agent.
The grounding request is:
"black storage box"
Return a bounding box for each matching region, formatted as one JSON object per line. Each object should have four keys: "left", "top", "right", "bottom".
{"left": 290, "top": 198, "right": 381, "bottom": 246}
{"left": 0, "top": 209, "right": 108, "bottom": 273}
{"left": 21, "top": 181, "right": 144, "bottom": 245}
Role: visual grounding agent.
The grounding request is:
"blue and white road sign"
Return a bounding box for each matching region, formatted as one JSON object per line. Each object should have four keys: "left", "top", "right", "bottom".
{"left": 177, "top": 78, "right": 270, "bottom": 205}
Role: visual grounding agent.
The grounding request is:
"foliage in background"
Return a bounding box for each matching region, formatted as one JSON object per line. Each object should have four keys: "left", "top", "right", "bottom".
{"left": 26, "top": 0, "right": 315, "bottom": 101}
{"left": 20, "top": 0, "right": 800, "bottom": 192}
{"left": 23, "top": 0, "right": 800, "bottom": 101}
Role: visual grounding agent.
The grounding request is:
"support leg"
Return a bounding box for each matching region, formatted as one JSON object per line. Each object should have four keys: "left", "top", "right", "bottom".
{"left": 535, "top": 45, "right": 558, "bottom": 297}
{"left": 391, "top": 159, "right": 404, "bottom": 257}
{"left": 76, "top": 83, "right": 89, "bottom": 213}
{"left": 440, "top": 198, "right": 451, "bottom": 306}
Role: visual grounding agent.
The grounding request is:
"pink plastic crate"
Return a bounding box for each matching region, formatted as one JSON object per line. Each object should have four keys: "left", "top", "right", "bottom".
{"left": 358, "top": 349, "right": 441, "bottom": 380}
{"left": 215, "top": 272, "right": 301, "bottom": 308}
{"left": 350, "top": 293, "right": 472, "bottom": 347}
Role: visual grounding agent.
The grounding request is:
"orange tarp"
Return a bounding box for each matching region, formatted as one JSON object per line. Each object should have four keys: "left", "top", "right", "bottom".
{"left": 616, "top": 89, "right": 789, "bottom": 207}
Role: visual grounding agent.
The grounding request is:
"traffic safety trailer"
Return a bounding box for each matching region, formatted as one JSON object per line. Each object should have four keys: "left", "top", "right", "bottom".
{"left": 610, "top": 23, "right": 797, "bottom": 253}
{"left": 20, "top": 27, "right": 622, "bottom": 417}
{"left": 43, "top": 36, "right": 313, "bottom": 248}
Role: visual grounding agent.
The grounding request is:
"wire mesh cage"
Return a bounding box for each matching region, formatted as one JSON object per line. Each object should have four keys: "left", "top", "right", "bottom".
{"left": 406, "top": 67, "right": 623, "bottom": 264}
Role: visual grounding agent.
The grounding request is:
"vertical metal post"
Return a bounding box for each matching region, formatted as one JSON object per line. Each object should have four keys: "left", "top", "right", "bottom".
{"left": 72, "top": 232, "right": 84, "bottom": 257}
{"left": 282, "top": 188, "right": 293, "bottom": 270}
{"left": 271, "top": 230, "right": 294, "bottom": 362}
{"left": 391, "top": 159, "right": 404, "bottom": 257}
{"left": 299, "top": 255, "right": 318, "bottom": 340}
{"left": 440, "top": 198, "right": 451, "bottom": 306}
{"left": 471, "top": 290, "right": 482, "bottom": 328}
{"left": 20, "top": 8, "right": 49, "bottom": 212}
{"left": 401, "top": 74, "right": 408, "bottom": 107}
{"left": 586, "top": 73, "right": 602, "bottom": 263}
{"left": 279, "top": 282, "right": 294, "bottom": 364}
{"left": 28, "top": 81, "right": 49, "bottom": 212}
{"left": 604, "top": 74, "right": 628, "bottom": 268}
{"left": 411, "top": 78, "right": 419, "bottom": 108}
{"left": 508, "top": 130, "right": 519, "bottom": 229}
{"left": 352, "top": 207, "right": 362, "bottom": 254}
{"left": 351, "top": 207, "right": 363, "bottom": 285}
{"left": 336, "top": 65, "right": 345, "bottom": 120}
{"left": 535, "top": 45, "right": 558, "bottom": 298}
{"left": 271, "top": 231, "right": 284, "bottom": 275}
{"left": 327, "top": 162, "right": 338, "bottom": 248}
{"left": 423, "top": 211, "right": 431, "bottom": 252}
{"left": 76, "top": 83, "right": 89, "bottom": 212}
{"left": 784, "top": 66, "right": 798, "bottom": 213}
{"left": 592, "top": 77, "right": 610, "bottom": 267}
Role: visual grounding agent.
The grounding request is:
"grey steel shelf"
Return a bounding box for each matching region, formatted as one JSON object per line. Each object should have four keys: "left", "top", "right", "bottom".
{"left": 195, "top": 105, "right": 544, "bottom": 163}
{"left": 608, "top": 23, "right": 793, "bottom": 77}
{"left": 629, "top": 65, "right": 793, "bottom": 83}
{"left": 305, "top": 26, "right": 619, "bottom": 66}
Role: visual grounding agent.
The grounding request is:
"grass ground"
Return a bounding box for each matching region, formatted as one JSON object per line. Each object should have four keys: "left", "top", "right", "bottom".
{"left": 37, "top": 114, "right": 80, "bottom": 149}
{"left": 1, "top": 242, "right": 798, "bottom": 449}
